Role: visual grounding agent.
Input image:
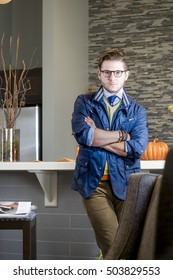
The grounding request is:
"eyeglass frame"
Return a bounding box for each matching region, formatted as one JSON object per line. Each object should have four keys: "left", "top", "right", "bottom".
{"left": 100, "top": 69, "right": 128, "bottom": 78}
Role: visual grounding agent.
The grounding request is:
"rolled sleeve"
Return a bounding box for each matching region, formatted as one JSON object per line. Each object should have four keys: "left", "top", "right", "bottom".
{"left": 124, "top": 141, "right": 128, "bottom": 153}
{"left": 86, "top": 126, "right": 95, "bottom": 146}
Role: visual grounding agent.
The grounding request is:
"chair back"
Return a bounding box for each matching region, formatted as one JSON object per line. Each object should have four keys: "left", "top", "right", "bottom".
{"left": 105, "top": 173, "right": 160, "bottom": 260}
{"left": 137, "top": 175, "right": 162, "bottom": 259}
{"left": 154, "top": 148, "right": 173, "bottom": 259}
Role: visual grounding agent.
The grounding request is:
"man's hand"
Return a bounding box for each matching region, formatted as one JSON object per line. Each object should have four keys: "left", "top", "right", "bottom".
{"left": 85, "top": 116, "right": 96, "bottom": 128}
{"left": 84, "top": 116, "right": 129, "bottom": 157}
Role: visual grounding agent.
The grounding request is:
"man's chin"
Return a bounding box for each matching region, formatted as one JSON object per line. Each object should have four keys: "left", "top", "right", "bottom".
{"left": 107, "top": 87, "right": 118, "bottom": 93}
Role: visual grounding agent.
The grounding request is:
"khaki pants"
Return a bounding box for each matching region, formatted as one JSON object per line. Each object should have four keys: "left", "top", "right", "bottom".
{"left": 83, "top": 181, "right": 124, "bottom": 258}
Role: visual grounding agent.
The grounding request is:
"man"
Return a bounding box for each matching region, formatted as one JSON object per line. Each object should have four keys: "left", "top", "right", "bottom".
{"left": 71, "top": 49, "right": 148, "bottom": 258}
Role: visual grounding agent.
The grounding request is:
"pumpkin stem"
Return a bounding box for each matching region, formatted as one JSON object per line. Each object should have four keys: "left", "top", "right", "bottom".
{"left": 154, "top": 138, "right": 159, "bottom": 142}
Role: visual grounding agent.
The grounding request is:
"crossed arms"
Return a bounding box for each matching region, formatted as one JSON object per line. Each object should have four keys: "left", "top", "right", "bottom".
{"left": 85, "top": 116, "right": 130, "bottom": 157}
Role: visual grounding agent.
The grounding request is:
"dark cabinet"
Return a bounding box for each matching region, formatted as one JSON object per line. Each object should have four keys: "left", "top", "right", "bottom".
{"left": 0, "top": 67, "right": 42, "bottom": 106}
{"left": 25, "top": 67, "right": 42, "bottom": 106}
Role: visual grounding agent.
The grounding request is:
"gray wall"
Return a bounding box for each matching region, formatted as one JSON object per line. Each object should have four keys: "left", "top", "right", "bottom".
{"left": 11, "top": 0, "right": 42, "bottom": 67}
{"left": 43, "top": 0, "right": 89, "bottom": 160}
{"left": 0, "top": 0, "right": 42, "bottom": 69}
{"left": 0, "top": 2, "right": 11, "bottom": 41}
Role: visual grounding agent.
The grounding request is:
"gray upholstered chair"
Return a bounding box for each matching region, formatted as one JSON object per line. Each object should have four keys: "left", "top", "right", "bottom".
{"left": 154, "top": 148, "right": 173, "bottom": 259}
{"left": 137, "top": 175, "right": 162, "bottom": 259}
{"left": 105, "top": 148, "right": 173, "bottom": 260}
{"left": 137, "top": 149, "right": 173, "bottom": 260}
{"left": 105, "top": 172, "right": 162, "bottom": 260}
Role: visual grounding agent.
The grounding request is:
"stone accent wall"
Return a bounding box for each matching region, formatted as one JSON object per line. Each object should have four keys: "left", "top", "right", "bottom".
{"left": 89, "top": 0, "right": 173, "bottom": 146}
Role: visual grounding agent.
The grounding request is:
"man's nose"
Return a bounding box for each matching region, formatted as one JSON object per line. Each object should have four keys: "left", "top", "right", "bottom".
{"left": 109, "top": 72, "right": 116, "bottom": 79}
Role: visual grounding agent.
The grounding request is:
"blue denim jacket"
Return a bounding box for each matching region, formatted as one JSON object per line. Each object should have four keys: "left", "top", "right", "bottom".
{"left": 71, "top": 87, "right": 148, "bottom": 199}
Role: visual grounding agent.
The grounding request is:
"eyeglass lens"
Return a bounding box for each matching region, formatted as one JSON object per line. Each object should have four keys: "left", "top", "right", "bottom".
{"left": 101, "top": 70, "right": 126, "bottom": 78}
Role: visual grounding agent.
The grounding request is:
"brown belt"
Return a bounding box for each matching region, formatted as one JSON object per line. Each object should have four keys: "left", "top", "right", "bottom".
{"left": 101, "top": 174, "right": 110, "bottom": 181}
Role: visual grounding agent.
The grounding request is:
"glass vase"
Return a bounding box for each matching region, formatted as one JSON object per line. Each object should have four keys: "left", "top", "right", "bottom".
{"left": 0, "top": 128, "right": 20, "bottom": 162}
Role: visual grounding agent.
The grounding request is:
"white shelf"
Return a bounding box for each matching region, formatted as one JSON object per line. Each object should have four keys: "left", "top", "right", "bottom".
{"left": 0, "top": 160, "right": 165, "bottom": 207}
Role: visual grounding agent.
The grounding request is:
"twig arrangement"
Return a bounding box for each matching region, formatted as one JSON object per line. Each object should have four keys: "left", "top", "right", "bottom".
{"left": 0, "top": 33, "right": 36, "bottom": 128}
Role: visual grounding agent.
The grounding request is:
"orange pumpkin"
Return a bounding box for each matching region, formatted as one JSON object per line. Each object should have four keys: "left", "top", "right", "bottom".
{"left": 76, "top": 146, "right": 80, "bottom": 157}
{"left": 141, "top": 138, "right": 169, "bottom": 160}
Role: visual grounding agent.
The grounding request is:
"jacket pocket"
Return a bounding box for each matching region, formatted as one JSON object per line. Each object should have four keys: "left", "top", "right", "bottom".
{"left": 74, "top": 156, "right": 89, "bottom": 182}
{"left": 124, "top": 159, "right": 140, "bottom": 183}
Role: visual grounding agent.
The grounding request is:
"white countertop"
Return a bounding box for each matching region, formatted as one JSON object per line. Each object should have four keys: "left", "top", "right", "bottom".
{"left": 0, "top": 160, "right": 165, "bottom": 207}
{"left": 0, "top": 160, "right": 165, "bottom": 171}
{"left": 0, "top": 161, "right": 75, "bottom": 171}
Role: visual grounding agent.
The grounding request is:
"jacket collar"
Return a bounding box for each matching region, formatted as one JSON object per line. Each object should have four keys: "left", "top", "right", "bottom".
{"left": 93, "top": 86, "right": 130, "bottom": 107}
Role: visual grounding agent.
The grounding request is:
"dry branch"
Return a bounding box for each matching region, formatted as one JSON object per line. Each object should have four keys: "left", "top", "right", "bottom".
{"left": 0, "top": 33, "right": 35, "bottom": 128}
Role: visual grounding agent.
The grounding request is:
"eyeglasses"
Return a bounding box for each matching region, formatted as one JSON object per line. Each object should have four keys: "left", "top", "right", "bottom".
{"left": 101, "top": 70, "right": 128, "bottom": 78}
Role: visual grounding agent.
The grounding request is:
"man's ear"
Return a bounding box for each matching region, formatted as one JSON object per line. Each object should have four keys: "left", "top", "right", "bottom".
{"left": 125, "top": 70, "right": 130, "bottom": 81}
{"left": 97, "top": 69, "right": 101, "bottom": 80}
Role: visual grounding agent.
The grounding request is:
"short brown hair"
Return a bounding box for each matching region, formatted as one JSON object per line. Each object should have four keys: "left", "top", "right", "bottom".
{"left": 98, "top": 48, "right": 128, "bottom": 70}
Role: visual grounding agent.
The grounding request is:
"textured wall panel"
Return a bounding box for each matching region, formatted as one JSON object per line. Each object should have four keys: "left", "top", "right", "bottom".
{"left": 89, "top": 0, "right": 173, "bottom": 146}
